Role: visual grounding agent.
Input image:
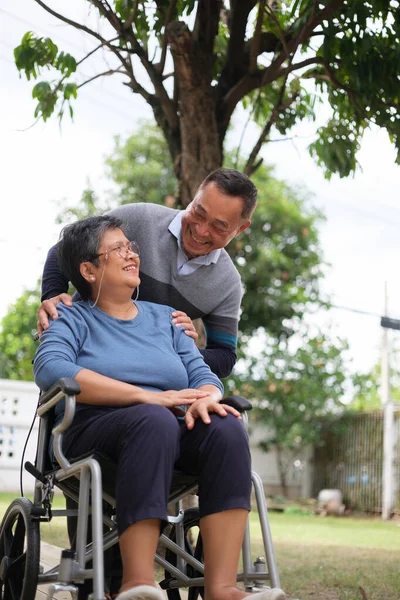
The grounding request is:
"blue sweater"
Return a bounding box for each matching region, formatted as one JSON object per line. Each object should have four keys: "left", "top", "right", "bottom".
{"left": 34, "top": 301, "right": 224, "bottom": 419}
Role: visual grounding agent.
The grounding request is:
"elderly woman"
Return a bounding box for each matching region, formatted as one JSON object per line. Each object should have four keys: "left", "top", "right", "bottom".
{"left": 34, "top": 215, "right": 284, "bottom": 600}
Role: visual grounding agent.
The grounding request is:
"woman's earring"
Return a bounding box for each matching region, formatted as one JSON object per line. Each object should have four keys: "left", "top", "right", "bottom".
{"left": 133, "top": 286, "right": 139, "bottom": 301}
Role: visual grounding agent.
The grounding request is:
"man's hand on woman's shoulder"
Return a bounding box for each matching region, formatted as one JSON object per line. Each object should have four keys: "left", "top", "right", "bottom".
{"left": 172, "top": 310, "right": 199, "bottom": 342}
{"left": 37, "top": 293, "right": 73, "bottom": 335}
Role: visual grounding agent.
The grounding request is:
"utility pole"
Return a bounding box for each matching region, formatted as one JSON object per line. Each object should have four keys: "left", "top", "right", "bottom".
{"left": 380, "top": 283, "right": 400, "bottom": 520}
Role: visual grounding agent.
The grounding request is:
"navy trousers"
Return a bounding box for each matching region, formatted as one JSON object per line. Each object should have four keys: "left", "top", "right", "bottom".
{"left": 63, "top": 403, "right": 252, "bottom": 535}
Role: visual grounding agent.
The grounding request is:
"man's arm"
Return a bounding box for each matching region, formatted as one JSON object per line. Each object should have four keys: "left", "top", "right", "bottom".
{"left": 199, "top": 345, "right": 237, "bottom": 379}
{"left": 199, "top": 274, "right": 242, "bottom": 378}
{"left": 36, "top": 244, "right": 72, "bottom": 335}
{"left": 41, "top": 244, "right": 69, "bottom": 300}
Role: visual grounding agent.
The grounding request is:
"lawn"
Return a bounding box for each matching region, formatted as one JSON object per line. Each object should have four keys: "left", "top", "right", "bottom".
{"left": 1, "top": 493, "right": 399, "bottom": 599}
{"left": 249, "top": 511, "right": 400, "bottom": 600}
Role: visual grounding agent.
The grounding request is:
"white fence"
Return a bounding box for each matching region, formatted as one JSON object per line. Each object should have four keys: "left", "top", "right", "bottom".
{"left": 0, "top": 378, "right": 313, "bottom": 498}
{"left": 0, "top": 378, "right": 40, "bottom": 493}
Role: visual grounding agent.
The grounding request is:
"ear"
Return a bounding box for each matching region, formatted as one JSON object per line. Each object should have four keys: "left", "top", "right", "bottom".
{"left": 237, "top": 220, "right": 251, "bottom": 235}
{"left": 80, "top": 262, "right": 96, "bottom": 283}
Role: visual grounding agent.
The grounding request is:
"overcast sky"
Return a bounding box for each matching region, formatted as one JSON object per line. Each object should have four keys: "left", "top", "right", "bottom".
{"left": 1, "top": 1, "right": 400, "bottom": 383}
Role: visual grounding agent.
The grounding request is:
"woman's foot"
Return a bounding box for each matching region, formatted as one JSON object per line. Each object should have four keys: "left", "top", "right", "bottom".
{"left": 116, "top": 585, "right": 165, "bottom": 600}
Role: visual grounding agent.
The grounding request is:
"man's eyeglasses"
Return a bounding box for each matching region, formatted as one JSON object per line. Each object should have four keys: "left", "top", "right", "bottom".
{"left": 96, "top": 241, "right": 140, "bottom": 260}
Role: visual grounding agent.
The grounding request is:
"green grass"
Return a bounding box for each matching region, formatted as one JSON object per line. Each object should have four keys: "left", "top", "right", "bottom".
{"left": 1, "top": 494, "right": 399, "bottom": 599}
{"left": 249, "top": 512, "right": 400, "bottom": 600}
{"left": 250, "top": 512, "right": 400, "bottom": 550}
{"left": 0, "top": 492, "right": 70, "bottom": 549}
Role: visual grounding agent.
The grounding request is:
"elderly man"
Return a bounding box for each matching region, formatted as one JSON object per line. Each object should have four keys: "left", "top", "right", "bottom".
{"left": 38, "top": 167, "right": 257, "bottom": 378}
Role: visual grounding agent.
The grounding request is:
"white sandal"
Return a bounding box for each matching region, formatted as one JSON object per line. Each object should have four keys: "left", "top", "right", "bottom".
{"left": 116, "top": 585, "right": 165, "bottom": 600}
{"left": 249, "top": 589, "right": 286, "bottom": 600}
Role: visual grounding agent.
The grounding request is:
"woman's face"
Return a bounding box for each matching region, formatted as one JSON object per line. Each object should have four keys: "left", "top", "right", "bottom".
{"left": 94, "top": 228, "right": 141, "bottom": 292}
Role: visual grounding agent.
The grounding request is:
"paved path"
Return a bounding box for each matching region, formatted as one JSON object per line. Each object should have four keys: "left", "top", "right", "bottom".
{"left": 35, "top": 542, "right": 189, "bottom": 599}
{"left": 36, "top": 542, "right": 70, "bottom": 599}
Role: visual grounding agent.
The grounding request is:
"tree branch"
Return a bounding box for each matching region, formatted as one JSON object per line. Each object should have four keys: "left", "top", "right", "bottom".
{"left": 89, "top": 0, "right": 123, "bottom": 33}
{"left": 123, "top": 0, "right": 139, "bottom": 30}
{"left": 287, "top": 56, "right": 325, "bottom": 73}
{"left": 244, "top": 30, "right": 284, "bottom": 57}
{"left": 33, "top": 0, "right": 134, "bottom": 76}
{"left": 217, "top": 0, "right": 258, "bottom": 98}
{"left": 234, "top": 88, "right": 262, "bottom": 168}
{"left": 264, "top": 2, "right": 290, "bottom": 59}
{"left": 244, "top": 74, "right": 298, "bottom": 176}
{"left": 123, "top": 27, "right": 178, "bottom": 129}
{"left": 75, "top": 37, "right": 120, "bottom": 67}
{"left": 156, "top": 0, "right": 178, "bottom": 75}
{"left": 220, "top": 0, "right": 345, "bottom": 132}
{"left": 76, "top": 69, "right": 127, "bottom": 89}
{"left": 34, "top": 0, "right": 111, "bottom": 46}
{"left": 193, "top": 0, "right": 222, "bottom": 55}
{"left": 249, "top": 0, "right": 265, "bottom": 74}
{"left": 290, "top": 0, "right": 345, "bottom": 52}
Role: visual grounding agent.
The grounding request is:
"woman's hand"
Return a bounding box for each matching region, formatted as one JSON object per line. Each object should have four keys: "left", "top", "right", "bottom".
{"left": 185, "top": 398, "right": 241, "bottom": 430}
{"left": 172, "top": 311, "right": 198, "bottom": 342}
{"left": 144, "top": 388, "right": 210, "bottom": 410}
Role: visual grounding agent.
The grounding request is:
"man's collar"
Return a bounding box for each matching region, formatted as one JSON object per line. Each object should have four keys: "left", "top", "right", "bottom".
{"left": 169, "top": 211, "right": 221, "bottom": 265}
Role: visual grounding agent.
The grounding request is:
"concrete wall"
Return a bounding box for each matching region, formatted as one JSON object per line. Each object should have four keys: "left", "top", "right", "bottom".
{"left": 0, "top": 378, "right": 39, "bottom": 493}
{"left": 249, "top": 425, "right": 313, "bottom": 499}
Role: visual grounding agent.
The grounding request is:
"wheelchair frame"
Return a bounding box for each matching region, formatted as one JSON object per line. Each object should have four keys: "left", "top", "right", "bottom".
{"left": 0, "top": 378, "right": 281, "bottom": 600}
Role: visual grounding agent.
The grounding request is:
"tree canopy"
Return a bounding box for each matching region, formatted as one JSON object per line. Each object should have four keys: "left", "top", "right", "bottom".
{"left": 14, "top": 0, "right": 400, "bottom": 204}
{"left": 0, "top": 122, "right": 326, "bottom": 379}
{"left": 229, "top": 328, "right": 348, "bottom": 492}
{"left": 0, "top": 282, "right": 40, "bottom": 381}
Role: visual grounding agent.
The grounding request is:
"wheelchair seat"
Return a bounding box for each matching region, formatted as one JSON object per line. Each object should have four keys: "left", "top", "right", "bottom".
{"left": 0, "top": 378, "right": 282, "bottom": 600}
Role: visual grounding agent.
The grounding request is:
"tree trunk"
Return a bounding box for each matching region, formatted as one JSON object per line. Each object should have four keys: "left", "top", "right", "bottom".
{"left": 167, "top": 22, "right": 222, "bottom": 206}
{"left": 276, "top": 443, "right": 289, "bottom": 498}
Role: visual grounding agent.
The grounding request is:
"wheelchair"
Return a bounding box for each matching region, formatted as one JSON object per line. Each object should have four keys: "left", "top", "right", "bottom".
{"left": 0, "top": 378, "right": 282, "bottom": 600}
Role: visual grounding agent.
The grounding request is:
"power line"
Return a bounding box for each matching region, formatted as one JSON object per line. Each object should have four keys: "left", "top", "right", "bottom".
{"left": 331, "top": 304, "right": 382, "bottom": 318}
{"left": 331, "top": 303, "right": 400, "bottom": 323}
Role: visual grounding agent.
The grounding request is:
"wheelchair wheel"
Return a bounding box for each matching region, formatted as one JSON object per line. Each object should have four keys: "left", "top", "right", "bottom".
{"left": 164, "top": 507, "right": 204, "bottom": 600}
{"left": 0, "top": 498, "right": 40, "bottom": 600}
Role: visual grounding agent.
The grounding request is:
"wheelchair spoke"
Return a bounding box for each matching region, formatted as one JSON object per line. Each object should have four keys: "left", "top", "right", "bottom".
{"left": 5, "top": 574, "right": 23, "bottom": 600}
{"left": 0, "top": 527, "right": 13, "bottom": 557}
{"left": 9, "top": 514, "right": 26, "bottom": 557}
{"left": 8, "top": 551, "right": 26, "bottom": 575}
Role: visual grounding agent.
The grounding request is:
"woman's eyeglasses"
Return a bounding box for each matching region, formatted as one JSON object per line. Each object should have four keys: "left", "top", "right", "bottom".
{"left": 96, "top": 241, "right": 140, "bottom": 260}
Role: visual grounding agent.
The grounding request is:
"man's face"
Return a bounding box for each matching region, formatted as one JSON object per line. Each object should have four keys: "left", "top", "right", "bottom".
{"left": 181, "top": 182, "right": 251, "bottom": 259}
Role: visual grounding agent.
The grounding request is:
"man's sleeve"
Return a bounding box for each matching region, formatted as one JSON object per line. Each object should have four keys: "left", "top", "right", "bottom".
{"left": 200, "top": 277, "right": 242, "bottom": 379}
{"left": 199, "top": 330, "right": 238, "bottom": 379}
{"left": 171, "top": 319, "right": 224, "bottom": 395}
{"left": 41, "top": 244, "right": 70, "bottom": 301}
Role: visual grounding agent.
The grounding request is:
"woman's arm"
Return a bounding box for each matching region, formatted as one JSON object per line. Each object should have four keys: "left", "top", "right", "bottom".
{"left": 74, "top": 368, "right": 208, "bottom": 409}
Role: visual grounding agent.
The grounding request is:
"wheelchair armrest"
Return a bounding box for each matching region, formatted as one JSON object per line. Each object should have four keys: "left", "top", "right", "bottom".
{"left": 222, "top": 395, "right": 252, "bottom": 413}
{"left": 39, "top": 377, "right": 81, "bottom": 405}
